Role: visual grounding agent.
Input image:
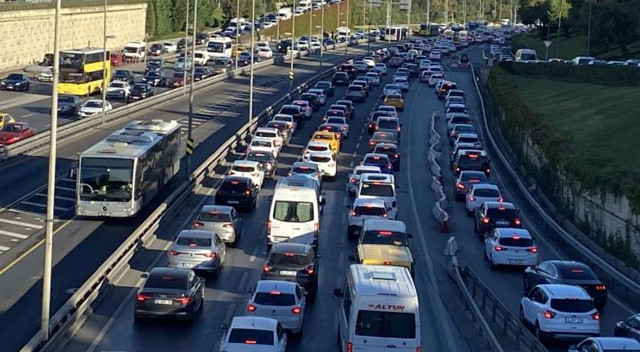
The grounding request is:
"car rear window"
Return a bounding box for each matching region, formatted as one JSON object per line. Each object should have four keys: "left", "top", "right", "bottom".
{"left": 220, "top": 180, "right": 249, "bottom": 192}
{"left": 458, "top": 136, "right": 478, "bottom": 143}
{"left": 550, "top": 299, "right": 594, "bottom": 313}
{"left": 293, "top": 166, "right": 316, "bottom": 174}
{"left": 269, "top": 251, "right": 312, "bottom": 266}
{"left": 354, "top": 205, "right": 386, "bottom": 216}
{"left": 355, "top": 311, "right": 416, "bottom": 339}
{"left": 451, "top": 116, "right": 472, "bottom": 124}
{"left": 246, "top": 152, "right": 270, "bottom": 162}
{"left": 233, "top": 165, "right": 255, "bottom": 172}
{"left": 461, "top": 173, "right": 487, "bottom": 182}
{"left": 558, "top": 266, "right": 599, "bottom": 280}
{"left": 310, "top": 155, "right": 331, "bottom": 163}
{"left": 308, "top": 144, "right": 328, "bottom": 151}
{"left": 176, "top": 236, "right": 212, "bottom": 247}
{"left": 273, "top": 201, "right": 314, "bottom": 222}
{"left": 458, "top": 154, "right": 488, "bottom": 166}
{"left": 145, "top": 273, "right": 188, "bottom": 290}
{"left": 498, "top": 236, "right": 533, "bottom": 247}
{"left": 378, "top": 120, "right": 398, "bottom": 129}
{"left": 197, "top": 212, "right": 231, "bottom": 222}
{"left": 360, "top": 183, "right": 394, "bottom": 197}
{"left": 254, "top": 292, "right": 296, "bottom": 306}
{"left": 474, "top": 188, "right": 500, "bottom": 197}
{"left": 252, "top": 140, "right": 272, "bottom": 147}
{"left": 255, "top": 131, "right": 276, "bottom": 138}
{"left": 348, "top": 86, "right": 362, "bottom": 91}
{"left": 486, "top": 208, "right": 518, "bottom": 219}
{"left": 364, "top": 156, "right": 389, "bottom": 165}
{"left": 455, "top": 125, "right": 475, "bottom": 133}
{"left": 362, "top": 230, "right": 407, "bottom": 246}
{"left": 228, "top": 328, "right": 274, "bottom": 345}
{"left": 280, "top": 107, "right": 299, "bottom": 115}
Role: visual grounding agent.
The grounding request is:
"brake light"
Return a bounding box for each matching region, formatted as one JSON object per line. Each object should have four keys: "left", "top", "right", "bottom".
{"left": 351, "top": 211, "right": 358, "bottom": 217}
{"left": 267, "top": 220, "right": 271, "bottom": 235}
{"left": 591, "top": 312, "right": 600, "bottom": 320}
{"left": 263, "top": 265, "right": 271, "bottom": 273}
{"left": 245, "top": 339, "right": 257, "bottom": 344}
{"left": 416, "top": 348, "right": 422, "bottom": 352}
{"left": 245, "top": 189, "right": 251, "bottom": 195}
{"left": 383, "top": 261, "right": 392, "bottom": 265}
{"left": 543, "top": 310, "right": 556, "bottom": 319}
{"left": 498, "top": 197, "right": 504, "bottom": 202}
{"left": 350, "top": 177, "right": 358, "bottom": 184}
{"left": 306, "top": 267, "right": 315, "bottom": 275}
{"left": 347, "top": 341, "right": 353, "bottom": 352}
{"left": 513, "top": 218, "right": 521, "bottom": 226}
{"left": 494, "top": 245, "right": 504, "bottom": 251}
{"left": 168, "top": 250, "right": 180, "bottom": 256}
{"left": 246, "top": 304, "right": 257, "bottom": 312}
{"left": 222, "top": 222, "right": 232, "bottom": 228}
{"left": 481, "top": 217, "right": 490, "bottom": 224}
{"left": 456, "top": 182, "right": 464, "bottom": 190}
{"left": 369, "top": 141, "right": 375, "bottom": 145}
{"left": 379, "top": 230, "right": 393, "bottom": 236}
{"left": 291, "top": 306, "right": 302, "bottom": 314}
{"left": 469, "top": 196, "right": 476, "bottom": 201}
{"left": 455, "top": 167, "right": 460, "bottom": 172}
{"left": 193, "top": 221, "right": 203, "bottom": 227}
{"left": 174, "top": 297, "right": 190, "bottom": 304}
{"left": 595, "top": 284, "right": 606, "bottom": 291}
{"left": 136, "top": 293, "right": 149, "bottom": 302}
{"left": 382, "top": 212, "right": 388, "bottom": 218}
{"left": 527, "top": 247, "right": 538, "bottom": 253}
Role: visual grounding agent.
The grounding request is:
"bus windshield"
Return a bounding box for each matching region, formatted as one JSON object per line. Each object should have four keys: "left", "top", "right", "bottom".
{"left": 79, "top": 157, "right": 133, "bottom": 202}
{"left": 207, "top": 42, "right": 224, "bottom": 53}
{"left": 60, "top": 53, "right": 83, "bottom": 68}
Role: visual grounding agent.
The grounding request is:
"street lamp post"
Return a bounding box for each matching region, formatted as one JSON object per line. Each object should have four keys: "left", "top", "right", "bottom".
{"left": 586, "top": 0, "right": 592, "bottom": 55}
{"left": 249, "top": 0, "right": 255, "bottom": 125}
{"left": 320, "top": 0, "right": 325, "bottom": 65}
{"left": 41, "top": 0, "right": 62, "bottom": 339}
{"left": 386, "top": 0, "right": 391, "bottom": 48}
{"left": 184, "top": 0, "right": 189, "bottom": 90}
{"left": 290, "top": 0, "right": 296, "bottom": 83}
{"left": 187, "top": 0, "right": 197, "bottom": 174}
{"left": 102, "top": 0, "right": 107, "bottom": 116}
{"left": 235, "top": 0, "right": 240, "bottom": 70}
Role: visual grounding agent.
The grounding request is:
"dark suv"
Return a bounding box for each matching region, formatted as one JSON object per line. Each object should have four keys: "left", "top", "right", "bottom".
{"left": 474, "top": 202, "right": 521, "bottom": 238}
{"left": 332, "top": 72, "right": 350, "bottom": 86}
{"left": 262, "top": 242, "right": 319, "bottom": 302}
{"left": 453, "top": 150, "right": 490, "bottom": 177}
{"left": 215, "top": 176, "right": 257, "bottom": 212}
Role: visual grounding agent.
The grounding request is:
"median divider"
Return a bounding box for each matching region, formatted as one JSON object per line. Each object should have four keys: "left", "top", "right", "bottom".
{"left": 428, "top": 111, "right": 450, "bottom": 233}
{"left": 19, "top": 51, "right": 350, "bottom": 352}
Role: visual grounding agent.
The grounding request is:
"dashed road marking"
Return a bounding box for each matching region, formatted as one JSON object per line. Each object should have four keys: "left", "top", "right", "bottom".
{"left": 0, "top": 218, "right": 43, "bottom": 229}
{"left": 237, "top": 272, "right": 248, "bottom": 292}
{"left": 20, "top": 201, "right": 67, "bottom": 212}
{"left": 0, "top": 229, "right": 29, "bottom": 239}
{"left": 249, "top": 246, "right": 259, "bottom": 262}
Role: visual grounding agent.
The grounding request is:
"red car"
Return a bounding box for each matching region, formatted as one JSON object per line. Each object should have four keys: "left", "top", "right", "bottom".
{"left": 170, "top": 72, "right": 191, "bottom": 88}
{"left": 0, "top": 122, "right": 35, "bottom": 145}
{"left": 110, "top": 52, "right": 124, "bottom": 66}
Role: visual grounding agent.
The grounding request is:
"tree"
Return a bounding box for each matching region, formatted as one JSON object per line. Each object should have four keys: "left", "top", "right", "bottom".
{"left": 590, "top": 0, "right": 640, "bottom": 56}
{"left": 548, "top": 0, "right": 571, "bottom": 37}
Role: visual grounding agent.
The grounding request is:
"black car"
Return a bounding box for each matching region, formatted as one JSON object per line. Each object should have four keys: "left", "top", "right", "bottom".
{"left": 277, "top": 39, "right": 292, "bottom": 54}
{"left": 194, "top": 67, "right": 213, "bottom": 81}
{"left": 453, "top": 150, "right": 490, "bottom": 177}
{"left": 195, "top": 33, "right": 209, "bottom": 45}
{"left": 1, "top": 73, "right": 30, "bottom": 91}
{"left": 112, "top": 70, "right": 134, "bottom": 84}
{"left": 143, "top": 70, "right": 167, "bottom": 87}
{"left": 262, "top": 242, "right": 319, "bottom": 302}
{"left": 148, "top": 43, "right": 165, "bottom": 56}
{"left": 373, "top": 143, "right": 400, "bottom": 171}
{"left": 215, "top": 176, "right": 257, "bottom": 212}
{"left": 314, "top": 81, "right": 335, "bottom": 97}
{"left": 134, "top": 267, "right": 204, "bottom": 322}
{"left": 615, "top": 314, "right": 640, "bottom": 341}
{"left": 278, "top": 105, "right": 304, "bottom": 126}
{"left": 145, "top": 58, "right": 164, "bottom": 73}
{"left": 523, "top": 260, "right": 608, "bottom": 309}
{"left": 332, "top": 72, "right": 350, "bottom": 86}
{"left": 127, "top": 83, "right": 155, "bottom": 102}
{"left": 474, "top": 202, "right": 521, "bottom": 238}
{"left": 402, "top": 63, "right": 419, "bottom": 77}
{"left": 57, "top": 95, "right": 81, "bottom": 116}
{"left": 245, "top": 151, "right": 278, "bottom": 179}
{"left": 300, "top": 93, "right": 321, "bottom": 110}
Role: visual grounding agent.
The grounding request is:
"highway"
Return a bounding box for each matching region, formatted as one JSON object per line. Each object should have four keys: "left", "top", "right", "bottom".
{"left": 0, "top": 43, "right": 381, "bottom": 352}
{"left": 59, "top": 50, "right": 473, "bottom": 352}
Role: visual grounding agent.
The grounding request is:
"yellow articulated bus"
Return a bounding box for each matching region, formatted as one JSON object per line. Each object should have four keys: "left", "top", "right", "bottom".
{"left": 58, "top": 48, "right": 111, "bottom": 96}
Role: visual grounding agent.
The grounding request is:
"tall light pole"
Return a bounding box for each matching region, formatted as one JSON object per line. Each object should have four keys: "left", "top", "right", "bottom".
{"left": 319, "top": 0, "right": 325, "bottom": 66}
{"left": 235, "top": 0, "right": 240, "bottom": 70}
{"left": 386, "top": 0, "right": 391, "bottom": 48}
{"left": 463, "top": 0, "right": 467, "bottom": 25}
{"left": 183, "top": 0, "right": 190, "bottom": 89}
{"left": 249, "top": 0, "right": 255, "bottom": 125}
{"left": 586, "top": 0, "right": 592, "bottom": 55}
{"left": 499, "top": 0, "right": 502, "bottom": 22}
{"left": 102, "top": 0, "right": 107, "bottom": 116}
{"left": 426, "top": 0, "right": 430, "bottom": 26}
{"left": 42, "top": 0, "right": 61, "bottom": 340}
{"left": 187, "top": 0, "right": 197, "bottom": 174}
{"left": 290, "top": 0, "right": 296, "bottom": 83}
{"left": 555, "top": 0, "right": 562, "bottom": 58}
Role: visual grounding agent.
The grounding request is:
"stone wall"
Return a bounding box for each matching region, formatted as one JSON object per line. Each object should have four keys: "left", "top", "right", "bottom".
{"left": 0, "top": 2, "right": 147, "bottom": 71}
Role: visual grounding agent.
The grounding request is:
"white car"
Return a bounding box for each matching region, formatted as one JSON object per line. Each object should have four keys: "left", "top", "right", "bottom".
{"left": 220, "top": 316, "right": 287, "bottom": 352}
{"left": 303, "top": 140, "right": 332, "bottom": 158}
{"left": 174, "top": 57, "right": 192, "bottom": 71}
{"left": 348, "top": 165, "right": 382, "bottom": 194}
{"left": 418, "top": 59, "right": 432, "bottom": 71}
{"left": 323, "top": 116, "right": 349, "bottom": 137}
{"left": 519, "top": 284, "right": 600, "bottom": 341}
{"left": 383, "top": 84, "right": 401, "bottom": 97}
{"left": 163, "top": 42, "right": 178, "bottom": 53}
{"left": 78, "top": 99, "right": 113, "bottom": 118}
{"left": 466, "top": 183, "right": 502, "bottom": 215}
{"left": 257, "top": 47, "right": 273, "bottom": 58}
{"left": 429, "top": 50, "right": 442, "bottom": 61}
{"left": 353, "top": 61, "right": 368, "bottom": 72}
{"left": 254, "top": 127, "right": 284, "bottom": 149}
{"left": 291, "top": 100, "right": 313, "bottom": 118}
{"left": 246, "top": 280, "right": 306, "bottom": 334}
{"left": 362, "top": 56, "right": 376, "bottom": 68}
{"left": 374, "top": 63, "right": 387, "bottom": 75}
{"left": 347, "top": 198, "right": 388, "bottom": 237}
{"left": 228, "top": 160, "right": 265, "bottom": 190}
{"left": 288, "top": 161, "right": 322, "bottom": 188}
{"left": 304, "top": 150, "right": 337, "bottom": 178}
{"left": 485, "top": 228, "right": 538, "bottom": 269}
{"left": 365, "top": 71, "right": 381, "bottom": 86}
{"left": 393, "top": 76, "right": 409, "bottom": 92}
{"left": 106, "top": 81, "right": 131, "bottom": 100}
{"left": 377, "top": 105, "right": 398, "bottom": 118}
{"left": 272, "top": 113, "right": 297, "bottom": 133}
{"left": 307, "top": 88, "right": 327, "bottom": 105}
{"left": 309, "top": 42, "right": 322, "bottom": 53}
{"left": 256, "top": 41, "right": 270, "bottom": 50}
{"left": 248, "top": 137, "right": 280, "bottom": 158}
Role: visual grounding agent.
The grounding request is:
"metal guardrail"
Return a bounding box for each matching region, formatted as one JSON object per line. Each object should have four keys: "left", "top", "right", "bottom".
{"left": 19, "top": 52, "right": 346, "bottom": 352}
{"left": 470, "top": 63, "right": 640, "bottom": 310}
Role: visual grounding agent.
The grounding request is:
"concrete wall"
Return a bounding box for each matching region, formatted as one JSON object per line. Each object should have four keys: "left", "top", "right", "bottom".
{"left": 0, "top": 2, "right": 147, "bottom": 71}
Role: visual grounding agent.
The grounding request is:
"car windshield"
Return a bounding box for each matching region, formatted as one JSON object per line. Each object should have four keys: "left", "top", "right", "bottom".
{"left": 558, "top": 266, "right": 599, "bottom": 280}
{"left": 460, "top": 172, "right": 487, "bottom": 182}
{"left": 254, "top": 292, "right": 296, "bottom": 306}
{"left": 327, "top": 118, "right": 344, "bottom": 125}
{"left": 280, "top": 107, "right": 299, "bottom": 115}
{"left": 255, "top": 131, "right": 276, "bottom": 138}
{"left": 197, "top": 211, "right": 231, "bottom": 222}
{"left": 233, "top": 165, "right": 255, "bottom": 172}
{"left": 176, "top": 236, "right": 212, "bottom": 247}
{"left": 269, "top": 251, "right": 312, "bottom": 266}
{"left": 310, "top": 155, "right": 332, "bottom": 163}
{"left": 208, "top": 42, "right": 223, "bottom": 52}
{"left": 293, "top": 166, "right": 316, "bottom": 174}
{"left": 84, "top": 101, "right": 101, "bottom": 108}
{"left": 360, "top": 183, "right": 393, "bottom": 197}
{"left": 246, "top": 152, "right": 271, "bottom": 162}
{"left": 79, "top": 157, "right": 133, "bottom": 201}
{"left": 458, "top": 136, "right": 478, "bottom": 143}
{"left": 362, "top": 230, "right": 407, "bottom": 246}
{"left": 145, "top": 273, "right": 188, "bottom": 290}
{"left": 58, "top": 96, "right": 75, "bottom": 103}
{"left": 132, "top": 84, "right": 146, "bottom": 91}
{"left": 252, "top": 140, "right": 272, "bottom": 147}
{"left": 219, "top": 180, "right": 249, "bottom": 193}
{"left": 7, "top": 74, "right": 23, "bottom": 80}
{"left": 550, "top": 299, "right": 594, "bottom": 313}
{"left": 355, "top": 310, "right": 416, "bottom": 338}
{"left": 2, "top": 124, "right": 23, "bottom": 132}
{"left": 228, "top": 328, "right": 274, "bottom": 345}
{"left": 364, "top": 156, "right": 389, "bottom": 166}
{"left": 273, "top": 201, "right": 314, "bottom": 222}
{"left": 146, "top": 72, "right": 160, "bottom": 78}
{"left": 378, "top": 120, "right": 398, "bottom": 129}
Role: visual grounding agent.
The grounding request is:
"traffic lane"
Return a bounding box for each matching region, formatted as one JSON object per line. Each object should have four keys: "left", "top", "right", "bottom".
{"left": 439, "top": 59, "right": 632, "bottom": 346}
{"left": 0, "top": 46, "right": 377, "bottom": 352}
{"left": 59, "top": 73, "right": 380, "bottom": 352}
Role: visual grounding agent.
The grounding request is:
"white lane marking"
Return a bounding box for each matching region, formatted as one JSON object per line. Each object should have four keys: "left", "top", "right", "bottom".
{"left": 0, "top": 94, "right": 49, "bottom": 109}
{"left": 21, "top": 201, "right": 67, "bottom": 211}
{"left": 7, "top": 208, "right": 46, "bottom": 217}
{"left": 0, "top": 229, "right": 28, "bottom": 239}
{"left": 0, "top": 218, "right": 44, "bottom": 229}
{"left": 55, "top": 186, "right": 75, "bottom": 192}
{"left": 405, "top": 82, "right": 459, "bottom": 352}
{"left": 0, "top": 245, "right": 10, "bottom": 251}
{"left": 23, "top": 113, "right": 34, "bottom": 118}
{"left": 349, "top": 160, "right": 354, "bottom": 168}
{"left": 354, "top": 143, "right": 360, "bottom": 149}
{"left": 357, "top": 134, "right": 363, "bottom": 142}
{"left": 237, "top": 272, "right": 248, "bottom": 292}
{"left": 249, "top": 246, "right": 259, "bottom": 262}
{"left": 33, "top": 193, "right": 75, "bottom": 202}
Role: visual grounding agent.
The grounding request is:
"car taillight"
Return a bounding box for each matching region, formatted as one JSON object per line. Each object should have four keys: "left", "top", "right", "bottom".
{"left": 291, "top": 306, "right": 302, "bottom": 314}
{"left": 193, "top": 221, "right": 203, "bottom": 227}
{"left": 342, "top": 126, "right": 347, "bottom": 130}
{"left": 174, "top": 297, "right": 190, "bottom": 304}
{"left": 247, "top": 304, "right": 257, "bottom": 312}
{"left": 351, "top": 211, "right": 358, "bottom": 217}
{"left": 456, "top": 182, "right": 464, "bottom": 190}
{"left": 382, "top": 212, "right": 388, "bottom": 218}
{"left": 245, "top": 189, "right": 251, "bottom": 195}
{"left": 481, "top": 217, "right": 490, "bottom": 224}
{"left": 595, "top": 284, "right": 606, "bottom": 291}
{"left": 267, "top": 220, "right": 271, "bottom": 235}
{"left": 513, "top": 218, "right": 522, "bottom": 226}
{"left": 199, "top": 252, "right": 216, "bottom": 259}
{"left": 347, "top": 341, "right": 353, "bottom": 352}
{"left": 416, "top": 348, "right": 422, "bottom": 352}
{"left": 493, "top": 245, "right": 505, "bottom": 251}
{"left": 222, "top": 222, "right": 232, "bottom": 228}
{"left": 227, "top": 171, "right": 235, "bottom": 175}
{"left": 369, "top": 141, "right": 375, "bottom": 145}
{"left": 497, "top": 197, "right": 504, "bottom": 202}
{"left": 455, "top": 167, "right": 460, "bottom": 172}
{"left": 252, "top": 172, "right": 260, "bottom": 177}
{"left": 543, "top": 310, "right": 556, "bottom": 319}
{"left": 350, "top": 177, "right": 358, "bottom": 184}
{"left": 168, "top": 250, "right": 180, "bottom": 256}
{"left": 306, "top": 266, "right": 315, "bottom": 275}
{"left": 527, "top": 247, "right": 538, "bottom": 253}
{"left": 397, "top": 126, "right": 401, "bottom": 132}
{"left": 591, "top": 312, "right": 600, "bottom": 320}
{"left": 263, "top": 265, "right": 271, "bottom": 273}
{"left": 469, "top": 196, "right": 476, "bottom": 201}
{"left": 136, "top": 293, "right": 149, "bottom": 302}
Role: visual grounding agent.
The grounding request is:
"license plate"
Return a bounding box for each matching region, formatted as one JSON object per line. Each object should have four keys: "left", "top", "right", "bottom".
{"left": 154, "top": 299, "right": 172, "bottom": 305}
{"left": 508, "top": 259, "right": 522, "bottom": 264}
{"left": 227, "top": 200, "right": 239, "bottom": 204}
{"left": 565, "top": 317, "right": 583, "bottom": 323}
{"left": 280, "top": 270, "right": 297, "bottom": 276}
{"left": 180, "top": 263, "right": 196, "bottom": 268}
{"left": 496, "top": 221, "right": 509, "bottom": 226}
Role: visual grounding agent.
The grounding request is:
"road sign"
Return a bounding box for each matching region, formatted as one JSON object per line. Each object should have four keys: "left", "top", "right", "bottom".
{"left": 543, "top": 40, "right": 553, "bottom": 48}
{"left": 186, "top": 138, "right": 194, "bottom": 155}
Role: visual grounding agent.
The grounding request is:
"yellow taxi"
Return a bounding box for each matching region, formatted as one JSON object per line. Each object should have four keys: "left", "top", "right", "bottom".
{"left": 355, "top": 219, "right": 415, "bottom": 277}
{"left": 0, "top": 113, "right": 16, "bottom": 129}
{"left": 232, "top": 45, "right": 247, "bottom": 58}
{"left": 356, "top": 244, "right": 415, "bottom": 277}
{"left": 383, "top": 92, "right": 405, "bottom": 111}
{"left": 311, "top": 130, "right": 340, "bottom": 154}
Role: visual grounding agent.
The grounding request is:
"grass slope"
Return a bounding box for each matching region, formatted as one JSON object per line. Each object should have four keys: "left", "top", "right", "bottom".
{"left": 513, "top": 33, "right": 640, "bottom": 60}
{"left": 260, "top": 1, "right": 347, "bottom": 40}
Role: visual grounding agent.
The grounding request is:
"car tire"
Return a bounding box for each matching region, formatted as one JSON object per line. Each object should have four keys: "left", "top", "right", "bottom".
{"left": 523, "top": 277, "right": 530, "bottom": 294}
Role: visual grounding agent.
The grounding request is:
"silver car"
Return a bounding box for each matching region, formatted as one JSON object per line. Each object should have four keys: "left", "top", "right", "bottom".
{"left": 246, "top": 280, "right": 306, "bottom": 334}
{"left": 192, "top": 205, "right": 242, "bottom": 246}
{"left": 168, "top": 229, "right": 227, "bottom": 275}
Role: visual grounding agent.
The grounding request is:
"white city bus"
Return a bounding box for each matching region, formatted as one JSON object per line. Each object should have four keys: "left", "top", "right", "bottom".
{"left": 385, "top": 26, "right": 408, "bottom": 41}
{"left": 206, "top": 36, "right": 233, "bottom": 58}
{"left": 76, "top": 120, "right": 182, "bottom": 217}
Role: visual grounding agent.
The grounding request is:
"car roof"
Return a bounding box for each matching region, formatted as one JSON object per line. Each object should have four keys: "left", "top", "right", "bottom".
{"left": 223, "top": 175, "right": 251, "bottom": 183}
{"left": 255, "top": 280, "right": 297, "bottom": 294}
{"left": 364, "top": 219, "right": 406, "bottom": 232}
{"left": 178, "top": 229, "right": 215, "bottom": 239}
{"left": 539, "top": 284, "right": 591, "bottom": 299}
{"left": 230, "top": 316, "right": 278, "bottom": 330}
{"left": 200, "top": 205, "right": 233, "bottom": 214}
{"left": 484, "top": 201, "right": 516, "bottom": 209}
{"left": 233, "top": 159, "right": 260, "bottom": 167}
{"left": 361, "top": 172, "right": 393, "bottom": 182}
{"left": 493, "top": 228, "right": 531, "bottom": 239}
{"left": 590, "top": 337, "right": 640, "bottom": 349}
{"left": 471, "top": 183, "right": 498, "bottom": 191}
{"left": 292, "top": 161, "right": 319, "bottom": 169}
{"left": 270, "top": 242, "right": 312, "bottom": 254}
{"left": 308, "top": 150, "right": 333, "bottom": 157}
{"left": 457, "top": 133, "right": 479, "bottom": 138}
{"left": 364, "top": 153, "right": 390, "bottom": 160}
{"left": 148, "top": 266, "right": 191, "bottom": 278}
{"left": 353, "top": 198, "right": 387, "bottom": 207}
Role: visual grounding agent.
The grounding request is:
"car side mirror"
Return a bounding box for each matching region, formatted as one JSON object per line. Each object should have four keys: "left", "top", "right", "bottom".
{"left": 333, "top": 288, "right": 343, "bottom": 298}
{"left": 320, "top": 196, "right": 326, "bottom": 206}
{"left": 140, "top": 273, "right": 148, "bottom": 279}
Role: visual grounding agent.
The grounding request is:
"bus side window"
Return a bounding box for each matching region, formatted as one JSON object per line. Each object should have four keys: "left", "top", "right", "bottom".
{"left": 342, "top": 281, "right": 352, "bottom": 323}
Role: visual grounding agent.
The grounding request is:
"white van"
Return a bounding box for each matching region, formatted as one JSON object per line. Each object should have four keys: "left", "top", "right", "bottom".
{"left": 357, "top": 173, "right": 397, "bottom": 219}
{"left": 268, "top": 177, "right": 325, "bottom": 247}
{"left": 334, "top": 264, "right": 421, "bottom": 352}
{"left": 123, "top": 41, "right": 147, "bottom": 61}
{"left": 193, "top": 50, "right": 212, "bottom": 66}
{"left": 277, "top": 7, "right": 293, "bottom": 20}
{"left": 299, "top": 0, "right": 312, "bottom": 10}
{"left": 515, "top": 48, "right": 538, "bottom": 62}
